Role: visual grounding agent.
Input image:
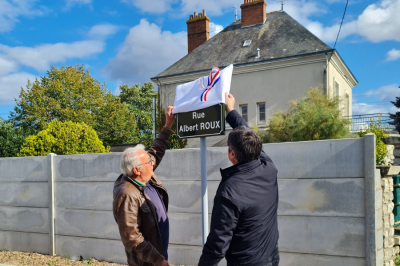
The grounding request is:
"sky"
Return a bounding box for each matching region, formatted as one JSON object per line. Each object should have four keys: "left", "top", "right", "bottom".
{"left": 0, "top": 0, "right": 399, "bottom": 119}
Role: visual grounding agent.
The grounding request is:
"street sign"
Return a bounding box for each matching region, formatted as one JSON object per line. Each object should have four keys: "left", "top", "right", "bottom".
{"left": 176, "top": 103, "right": 225, "bottom": 139}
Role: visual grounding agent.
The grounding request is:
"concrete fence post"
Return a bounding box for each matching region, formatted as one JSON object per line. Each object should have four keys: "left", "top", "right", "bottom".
{"left": 48, "top": 153, "right": 57, "bottom": 255}
{"left": 364, "top": 133, "right": 378, "bottom": 266}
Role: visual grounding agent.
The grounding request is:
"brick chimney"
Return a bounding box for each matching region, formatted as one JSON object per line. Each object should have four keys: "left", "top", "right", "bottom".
{"left": 240, "top": 0, "right": 267, "bottom": 27}
{"left": 187, "top": 9, "right": 210, "bottom": 53}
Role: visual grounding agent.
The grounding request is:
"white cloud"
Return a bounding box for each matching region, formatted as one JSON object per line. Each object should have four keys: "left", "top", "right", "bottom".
{"left": 178, "top": 0, "right": 349, "bottom": 42}
{"left": 0, "top": 72, "right": 37, "bottom": 105}
{"left": 124, "top": 0, "right": 400, "bottom": 45}
{"left": 0, "top": 0, "right": 47, "bottom": 32}
{"left": 0, "top": 26, "right": 111, "bottom": 105}
{"left": 357, "top": 0, "right": 400, "bottom": 42}
{"left": 103, "top": 19, "right": 187, "bottom": 87}
{"left": 0, "top": 40, "right": 105, "bottom": 71}
{"left": 0, "top": 56, "right": 18, "bottom": 76}
{"left": 65, "top": 0, "right": 92, "bottom": 9}
{"left": 364, "top": 84, "right": 399, "bottom": 102}
{"left": 210, "top": 22, "right": 223, "bottom": 38}
{"left": 386, "top": 48, "right": 400, "bottom": 61}
{"left": 352, "top": 84, "right": 399, "bottom": 115}
{"left": 274, "top": 0, "right": 400, "bottom": 44}
{"left": 88, "top": 24, "right": 120, "bottom": 39}
{"left": 352, "top": 102, "right": 396, "bottom": 115}
{"left": 121, "top": 0, "right": 177, "bottom": 13}
{"left": 269, "top": 0, "right": 360, "bottom": 43}
{"left": 179, "top": 0, "right": 242, "bottom": 17}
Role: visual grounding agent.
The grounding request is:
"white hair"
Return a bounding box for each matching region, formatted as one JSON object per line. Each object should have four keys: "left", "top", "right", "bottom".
{"left": 120, "top": 144, "right": 146, "bottom": 177}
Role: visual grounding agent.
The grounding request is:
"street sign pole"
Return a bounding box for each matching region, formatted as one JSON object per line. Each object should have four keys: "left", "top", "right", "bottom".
{"left": 176, "top": 104, "right": 225, "bottom": 246}
{"left": 200, "top": 136, "right": 209, "bottom": 246}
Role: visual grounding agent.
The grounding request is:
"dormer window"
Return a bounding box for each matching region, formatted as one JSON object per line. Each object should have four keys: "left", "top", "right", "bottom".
{"left": 243, "top": 40, "right": 252, "bottom": 47}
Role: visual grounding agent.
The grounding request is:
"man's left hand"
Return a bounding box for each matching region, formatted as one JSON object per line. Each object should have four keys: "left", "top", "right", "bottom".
{"left": 165, "top": 106, "right": 175, "bottom": 129}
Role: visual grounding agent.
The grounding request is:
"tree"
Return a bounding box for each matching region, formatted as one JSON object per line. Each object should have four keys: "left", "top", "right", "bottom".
{"left": 10, "top": 64, "right": 137, "bottom": 146}
{"left": 358, "top": 116, "right": 390, "bottom": 165}
{"left": 0, "top": 122, "right": 33, "bottom": 157}
{"left": 94, "top": 94, "right": 138, "bottom": 146}
{"left": 119, "top": 83, "right": 157, "bottom": 147}
{"left": 268, "top": 88, "right": 351, "bottom": 142}
{"left": 390, "top": 89, "right": 400, "bottom": 132}
{"left": 19, "top": 120, "right": 109, "bottom": 156}
{"left": 157, "top": 102, "right": 187, "bottom": 150}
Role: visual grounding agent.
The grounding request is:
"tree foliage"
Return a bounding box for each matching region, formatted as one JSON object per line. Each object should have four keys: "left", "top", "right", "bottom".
{"left": 10, "top": 64, "right": 137, "bottom": 146}
{"left": 119, "top": 83, "right": 156, "bottom": 146}
{"left": 358, "top": 116, "right": 390, "bottom": 165}
{"left": 157, "top": 102, "right": 187, "bottom": 150}
{"left": 19, "top": 120, "right": 109, "bottom": 156}
{"left": 390, "top": 93, "right": 400, "bottom": 132}
{"left": 94, "top": 94, "right": 138, "bottom": 146}
{"left": 0, "top": 122, "right": 33, "bottom": 157}
{"left": 251, "top": 125, "right": 270, "bottom": 143}
{"left": 268, "top": 88, "right": 351, "bottom": 142}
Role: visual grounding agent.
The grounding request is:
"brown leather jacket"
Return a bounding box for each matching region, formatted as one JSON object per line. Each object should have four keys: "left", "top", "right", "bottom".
{"left": 113, "top": 127, "right": 172, "bottom": 266}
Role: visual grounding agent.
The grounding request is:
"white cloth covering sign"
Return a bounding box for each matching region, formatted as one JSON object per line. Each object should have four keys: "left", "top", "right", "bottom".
{"left": 172, "top": 64, "right": 233, "bottom": 114}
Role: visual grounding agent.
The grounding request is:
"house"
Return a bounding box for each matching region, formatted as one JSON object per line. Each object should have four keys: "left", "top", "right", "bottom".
{"left": 151, "top": 0, "right": 358, "bottom": 148}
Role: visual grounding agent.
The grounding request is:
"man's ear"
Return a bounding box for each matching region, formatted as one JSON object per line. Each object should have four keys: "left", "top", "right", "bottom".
{"left": 132, "top": 167, "right": 141, "bottom": 176}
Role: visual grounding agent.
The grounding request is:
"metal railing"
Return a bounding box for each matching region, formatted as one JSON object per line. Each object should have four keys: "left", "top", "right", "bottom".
{"left": 345, "top": 113, "right": 395, "bottom": 133}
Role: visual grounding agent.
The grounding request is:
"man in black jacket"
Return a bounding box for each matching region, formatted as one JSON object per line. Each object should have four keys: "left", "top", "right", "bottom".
{"left": 198, "top": 93, "right": 279, "bottom": 266}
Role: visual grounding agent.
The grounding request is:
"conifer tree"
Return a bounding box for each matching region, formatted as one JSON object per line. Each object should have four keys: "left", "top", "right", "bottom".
{"left": 389, "top": 89, "right": 400, "bottom": 132}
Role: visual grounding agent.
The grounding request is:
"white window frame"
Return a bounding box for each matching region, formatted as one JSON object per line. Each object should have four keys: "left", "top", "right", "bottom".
{"left": 257, "top": 102, "right": 266, "bottom": 124}
{"left": 240, "top": 104, "right": 248, "bottom": 122}
{"left": 345, "top": 91, "right": 350, "bottom": 117}
{"left": 333, "top": 77, "right": 340, "bottom": 98}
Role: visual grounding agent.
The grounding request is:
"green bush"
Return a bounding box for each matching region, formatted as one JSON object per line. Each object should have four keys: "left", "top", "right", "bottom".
{"left": 358, "top": 116, "right": 390, "bottom": 165}
{"left": 19, "top": 120, "right": 109, "bottom": 156}
{"left": 0, "top": 122, "right": 33, "bottom": 157}
{"left": 251, "top": 125, "right": 270, "bottom": 143}
{"left": 395, "top": 256, "right": 400, "bottom": 266}
{"left": 268, "top": 88, "right": 351, "bottom": 142}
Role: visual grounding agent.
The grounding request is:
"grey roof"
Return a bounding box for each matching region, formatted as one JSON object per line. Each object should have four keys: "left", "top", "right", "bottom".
{"left": 153, "top": 11, "right": 332, "bottom": 79}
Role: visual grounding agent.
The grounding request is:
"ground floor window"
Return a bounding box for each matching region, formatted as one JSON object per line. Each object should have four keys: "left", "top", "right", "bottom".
{"left": 258, "top": 103, "right": 265, "bottom": 123}
{"left": 240, "top": 105, "right": 248, "bottom": 122}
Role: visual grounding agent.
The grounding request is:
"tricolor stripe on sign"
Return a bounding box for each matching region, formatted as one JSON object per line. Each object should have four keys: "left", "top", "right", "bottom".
{"left": 200, "top": 67, "right": 220, "bottom": 102}
{"left": 172, "top": 64, "right": 233, "bottom": 114}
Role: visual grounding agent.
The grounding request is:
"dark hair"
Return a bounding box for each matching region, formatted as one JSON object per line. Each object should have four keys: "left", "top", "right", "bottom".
{"left": 227, "top": 126, "right": 262, "bottom": 163}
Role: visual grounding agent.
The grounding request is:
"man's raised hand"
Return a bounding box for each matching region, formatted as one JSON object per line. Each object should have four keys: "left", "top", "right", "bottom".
{"left": 165, "top": 106, "right": 175, "bottom": 129}
{"left": 225, "top": 93, "right": 235, "bottom": 114}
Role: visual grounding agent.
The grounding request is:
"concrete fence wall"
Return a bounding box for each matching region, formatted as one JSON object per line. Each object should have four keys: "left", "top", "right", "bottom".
{"left": 0, "top": 134, "right": 380, "bottom": 265}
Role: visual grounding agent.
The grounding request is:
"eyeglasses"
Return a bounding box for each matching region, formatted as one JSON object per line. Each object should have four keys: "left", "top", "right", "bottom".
{"left": 137, "top": 153, "right": 155, "bottom": 167}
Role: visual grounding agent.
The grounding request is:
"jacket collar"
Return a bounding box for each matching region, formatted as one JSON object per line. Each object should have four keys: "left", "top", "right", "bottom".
{"left": 122, "top": 174, "right": 145, "bottom": 192}
{"left": 121, "top": 174, "right": 166, "bottom": 192}
{"left": 220, "top": 159, "right": 262, "bottom": 183}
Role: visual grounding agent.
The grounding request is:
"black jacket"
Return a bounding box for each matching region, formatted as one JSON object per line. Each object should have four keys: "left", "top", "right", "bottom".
{"left": 198, "top": 110, "right": 279, "bottom": 266}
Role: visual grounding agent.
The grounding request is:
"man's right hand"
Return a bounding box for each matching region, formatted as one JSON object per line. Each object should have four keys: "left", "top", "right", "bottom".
{"left": 156, "top": 259, "right": 169, "bottom": 266}
{"left": 225, "top": 93, "right": 235, "bottom": 114}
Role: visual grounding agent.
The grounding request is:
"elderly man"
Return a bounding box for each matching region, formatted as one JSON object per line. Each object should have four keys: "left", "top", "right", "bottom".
{"left": 113, "top": 106, "right": 175, "bottom": 266}
{"left": 198, "top": 93, "right": 280, "bottom": 266}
